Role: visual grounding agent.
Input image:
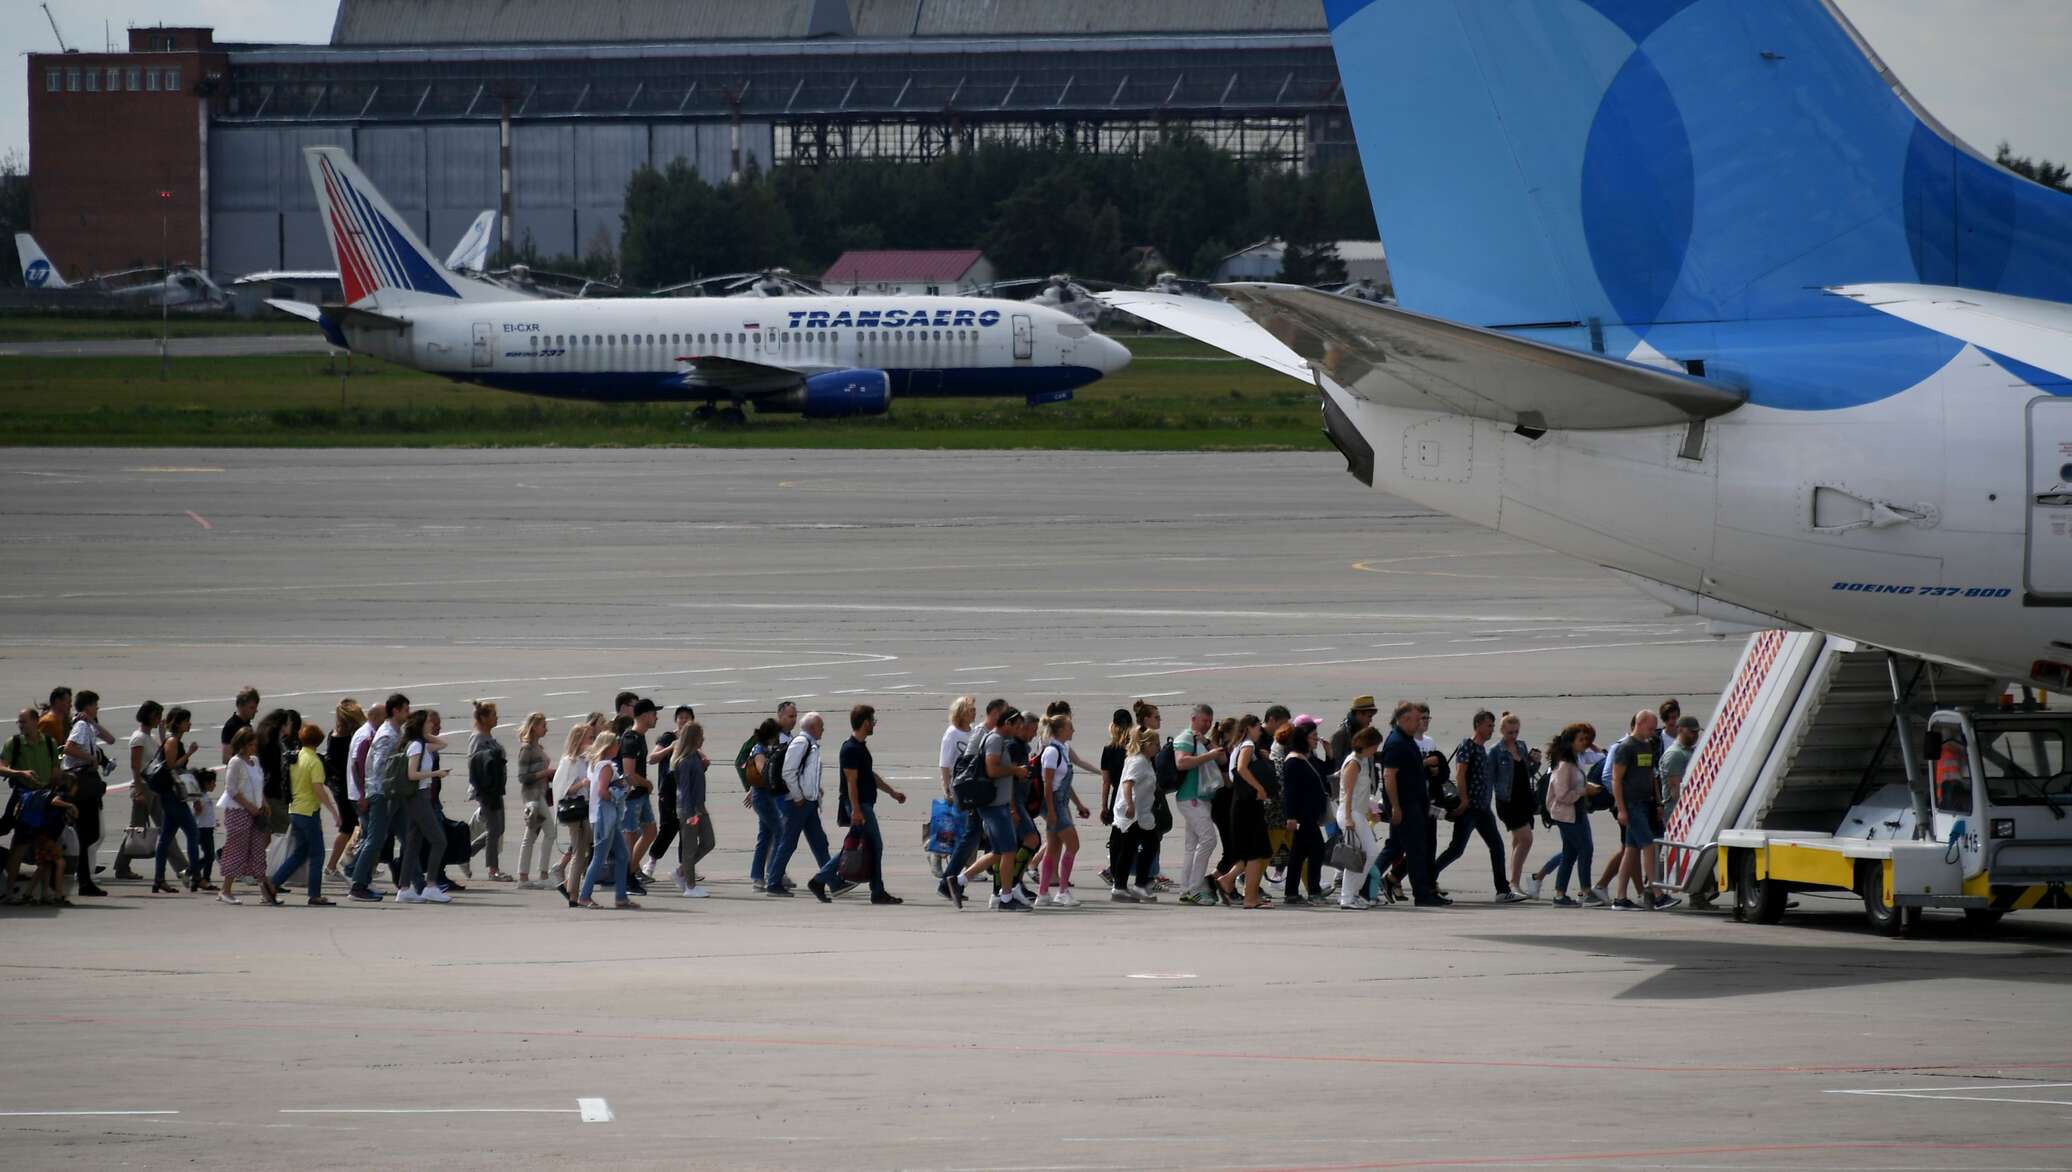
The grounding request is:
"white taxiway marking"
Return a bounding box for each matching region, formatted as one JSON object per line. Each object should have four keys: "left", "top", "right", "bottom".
{"left": 1825, "top": 1082, "right": 2072, "bottom": 1107}
{"left": 578, "top": 1097, "right": 614, "bottom": 1123}
{"left": 280, "top": 1107, "right": 582, "bottom": 1116}
{"left": 864, "top": 671, "right": 912, "bottom": 678}
{"left": 1107, "top": 639, "right": 1716, "bottom": 680}
{"left": 1126, "top": 973, "right": 1197, "bottom": 980}
{"left": 543, "top": 691, "right": 586, "bottom": 697}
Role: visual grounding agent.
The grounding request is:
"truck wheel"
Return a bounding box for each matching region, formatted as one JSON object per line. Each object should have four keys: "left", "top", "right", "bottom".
{"left": 1733, "top": 850, "right": 1786, "bottom": 924}
{"left": 1859, "top": 862, "right": 1921, "bottom": 937}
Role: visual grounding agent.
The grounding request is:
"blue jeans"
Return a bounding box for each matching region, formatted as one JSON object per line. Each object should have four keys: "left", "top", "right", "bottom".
{"left": 1551, "top": 817, "right": 1595, "bottom": 892}
{"left": 349, "top": 793, "right": 399, "bottom": 892}
{"left": 1374, "top": 805, "right": 1437, "bottom": 901}
{"left": 749, "top": 787, "right": 784, "bottom": 883}
{"left": 945, "top": 807, "right": 983, "bottom": 877}
{"left": 270, "top": 812, "right": 325, "bottom": 897}
{"left": 581, "top": 800, "right": 628, "bottom": 903}
{"left": 154, "top": 789, "right": 200, "bottom": 886}
{"left": 817, "top": 803, "right": 885, "bottom": 895}
{"left": 766, "top": 799, "right": 829, "bottom": 889}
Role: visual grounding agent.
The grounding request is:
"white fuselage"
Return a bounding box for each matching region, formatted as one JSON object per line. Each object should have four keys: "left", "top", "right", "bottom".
{"left": 1323, "top": 346, "right": 2069, "bottom": 687}
{"left": 339, "top": 295, "right": 1123, "bottom": 400}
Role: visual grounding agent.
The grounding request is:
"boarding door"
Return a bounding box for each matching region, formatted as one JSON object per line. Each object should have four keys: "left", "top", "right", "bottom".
{"left": 472, "top": 322, "right": 494, "bottom": 368}
{"left": 1012, "top": 313, "right": 1034, "bottom": 361}
{"left": 2030, "top": 398, "right": 2072, "bottom": 601}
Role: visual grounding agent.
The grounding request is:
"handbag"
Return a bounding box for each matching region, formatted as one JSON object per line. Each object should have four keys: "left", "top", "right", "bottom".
{"left": 1328, "top": 832, "right": 1368, "bottom": 874}
{"left": 122, "top": 824, "right": 157, "bottom": 859}
{"left": 555, "top": 792, "right": 590, "bottom": 824}
{"left": 837, "top": 827, "right": 870, "bottom": 882}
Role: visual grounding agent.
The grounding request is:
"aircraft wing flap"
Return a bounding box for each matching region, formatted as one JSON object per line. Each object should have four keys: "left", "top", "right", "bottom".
{"left": 676, "top": 353, "right": 809, "bottom": 393}
{"left": 1093, "top": 291, "right": 1312, "bottom": 381}
{"left": 1828, "top": 283, "right": 2072, "bottom": 381}
{"left": 1215, "top": 284, "right": 1744, "bottom": 430}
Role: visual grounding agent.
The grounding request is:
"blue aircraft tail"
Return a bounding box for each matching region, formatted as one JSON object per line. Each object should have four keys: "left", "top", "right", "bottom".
{"left": 1323, "top": 0, "right": 2072, "bottom": 338}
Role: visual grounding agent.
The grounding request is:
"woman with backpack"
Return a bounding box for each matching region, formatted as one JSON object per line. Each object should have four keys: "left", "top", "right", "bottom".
{"left": 1214, "top": 720, "right": 1276, "bottom": 908}
{"left": 146, "top": 705, "right": 203, "bottom": 895}
{"left": 1528, "top": 724, "right": 1606, "bottom": 907}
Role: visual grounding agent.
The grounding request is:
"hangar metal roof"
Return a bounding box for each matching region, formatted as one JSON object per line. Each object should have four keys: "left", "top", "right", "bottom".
{"left": 330, "top": 0, "right": 855, "bottom": 46}
{"left": 849, "top": 0, "right": 1326, "bottom": 38}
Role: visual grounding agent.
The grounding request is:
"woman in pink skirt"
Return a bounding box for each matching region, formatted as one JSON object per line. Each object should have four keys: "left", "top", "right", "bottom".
{"left": 215, "top": 728, "right": 278, "bottom": 905}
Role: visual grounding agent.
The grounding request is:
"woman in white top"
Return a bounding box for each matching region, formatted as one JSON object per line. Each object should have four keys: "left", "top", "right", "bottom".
{"left": 214, "top": 727, "right": 274, "bottom": 905}
{"left": 578, "top": 730, "right": 636, "bottom": 909}
{"left": 1336, "top": 726, "right": 1387, "bottom": 909}
{"left": 114, "top": 701, "right": 164, "bottom": 882}
{"left": 1108, "top": 727, "right": 1162, "bottom": 902}
{"left": 550, "top": 723, "right": 591, "bottom": 898}
{"left": 395, "top": 710, "right": 453, "bottom": 904}
{"left": 939, "top": 696, "right": 975, "bottom": 797}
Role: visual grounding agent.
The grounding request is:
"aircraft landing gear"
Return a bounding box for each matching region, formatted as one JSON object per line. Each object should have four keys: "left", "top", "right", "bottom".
{"left": 718, "top": 405, "right": 748, "bottom": 424}
{"left": 691, "top": 403, "right": 717, "bottom": 421}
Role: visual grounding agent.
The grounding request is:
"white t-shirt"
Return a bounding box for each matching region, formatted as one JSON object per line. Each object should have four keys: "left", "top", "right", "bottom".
{"left": 216, "top": 756, "right": 263, "bottom": 812}
{"left": 345, "top": 721, "right": 375, "bottom": 801}
{"left": 551, "top": 755, "right": 582, "bottom": 803}
{"left": 1113, "top": 754, "right": 1158, "bottom": 831}
{"left": 1041, "top": 739, "right": 1074, "bottom": 798}
{"left": 587, "top": 759, "right": 618, "bottom": 822}
{"left": 939, "top": 724, "right": 971, "bottom": 772}
{"left": 128, "top": 727, "right": 156, "bottom": 784}
{"left": 67, "top": 718, "right": 101, "bottom": 769}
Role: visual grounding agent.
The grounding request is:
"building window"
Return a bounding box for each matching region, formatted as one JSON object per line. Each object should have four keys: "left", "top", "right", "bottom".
{"left": 46, "top": 69, "right": 60, "bottom": 93}
{"left": 145, "top": 68, "right": 158, "bottom": 92}
{"left": 163, "top": 68, "right": 181, "bottom": 92}
{"left": 66, "top": 69, "right": 79, "bottom": 91}
{"left": 127, "top": 67, "right": 141, "bottom": 91}
{"left": 107, "top": 67, "right": 121, "bottom": 91}
{"left": 84, "top": 69, "right": 98, "bottom": 93}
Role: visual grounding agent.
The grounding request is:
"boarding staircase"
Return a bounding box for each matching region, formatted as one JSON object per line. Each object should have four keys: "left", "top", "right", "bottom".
{"left": 1662, "top": 634, "right": 2002, "bottom": 896}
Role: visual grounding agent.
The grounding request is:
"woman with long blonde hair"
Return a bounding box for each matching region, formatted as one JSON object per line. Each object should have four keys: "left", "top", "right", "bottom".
{"left": 578, "top": 729, "right": 635, "bottom": 909}
{"left": 514, "top": 712, "right": 555, "bottom": 888}
{"left": 551, "top": 722, "right": 592, "bottom": 901}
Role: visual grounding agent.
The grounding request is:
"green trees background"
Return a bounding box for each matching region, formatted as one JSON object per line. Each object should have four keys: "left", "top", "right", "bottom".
{"left": 610, "top": 134, "right": 1378, "bottom": 288}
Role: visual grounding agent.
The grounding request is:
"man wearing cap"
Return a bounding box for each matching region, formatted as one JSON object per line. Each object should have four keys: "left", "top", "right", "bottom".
{"left": 1658, "top": 715, "right": 1701, "bottom": 820}
{"left": 619, "top": 699, "right": 660, "bottom": 896}
{"left": 1330, "top": 696, "right": 1379, "bottom": 772}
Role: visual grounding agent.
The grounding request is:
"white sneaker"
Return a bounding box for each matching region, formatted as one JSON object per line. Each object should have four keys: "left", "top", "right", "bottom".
{"left": 1055, "top": 890, "right": 1079, "bottom": 908}
{"left": 420, "top": 885, "right": 452, "bottom": 904}
{"left": 676, "top": 875, "right": 693, "bottom": 896}
{"left": 1495, "top": 890, "right": 1529, "bottom": 904}
{"left": 1524, "top": 874, "right": 1544, "bottom": 900}
{"left": 989, "top": 893, "right": 1008, "bottom": 910}
{"left": 1339, "top": 897, "right": 1372, "bottom": 910}
{"left": 396, "top": 889, "right": 426, "bottom": 904}
{"left": 1589, "top": 885, "right": 1611, "bottom": 905}
{"left": 1127, "top": 883, "right": 1159, "bottom": 902}
{"left": 683, "top": 885, "right": 709, "bottom": 899}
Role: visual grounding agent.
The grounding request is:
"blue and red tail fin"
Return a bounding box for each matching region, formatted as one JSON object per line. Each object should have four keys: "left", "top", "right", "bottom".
{"left": 1323, "top": 0, "right": 2072, "bottom": 338}
{"left": 304, "top": 147, "right": 509, "bottom": 308}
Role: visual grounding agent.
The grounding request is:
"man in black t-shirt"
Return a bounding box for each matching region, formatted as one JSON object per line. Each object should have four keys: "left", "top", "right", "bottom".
{"left": 220, "top": 686, "right": 259, "bottom": 765}
{"left": 808, "top": 705, "right": 906, "bottom": 904}
{"left": 645, "top": 705, "right": 694, "bottom": 878}
{"left": 1611, "top": 709, "right": 1678, "bottom": 911}
{"left": 618, "top": 700, "right": 658, "bottom": 895}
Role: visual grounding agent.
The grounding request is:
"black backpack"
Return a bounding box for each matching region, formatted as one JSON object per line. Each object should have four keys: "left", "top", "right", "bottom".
{"left": 1153, "top": 739, "right": 1181, "bottom": 794}
{"left": 1532, "top": 763, "right": 1554, "bottom": 827}
{"left": 950, "top": 732, "right": 996, "bottom": 810}
{"left": 1585, "top": 755, "right": 1615, "bottom": 812}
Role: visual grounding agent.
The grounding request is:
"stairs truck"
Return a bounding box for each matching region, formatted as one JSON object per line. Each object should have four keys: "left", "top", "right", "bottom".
{"left": 1657, "top": 631, "right": 2072, "bottom": 935}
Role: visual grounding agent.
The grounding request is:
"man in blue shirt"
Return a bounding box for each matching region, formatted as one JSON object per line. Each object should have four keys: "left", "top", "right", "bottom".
{"left": 1371, "top": 701, "right": 1447, "bottom": 906}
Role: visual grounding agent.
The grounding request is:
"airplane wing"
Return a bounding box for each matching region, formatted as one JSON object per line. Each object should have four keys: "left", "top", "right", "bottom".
{"left": 1094, "top": 290, "right": 1311, "bottom": 381}
{"left": 1828, "top": 283, "right": 2072, "bottom": 382}
{"left": 675, "top": 353, "right": 822, "bottom": 394}
{"left": 1210, "top": 284, "right": 1745, "bottom": 431}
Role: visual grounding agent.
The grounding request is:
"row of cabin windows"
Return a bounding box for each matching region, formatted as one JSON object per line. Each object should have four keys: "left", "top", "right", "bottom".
{"left": 537, "top": 329, "right": 981, "bottom": 348}
{"left": 47, "top": 66, "right": 181, "bottom": 94}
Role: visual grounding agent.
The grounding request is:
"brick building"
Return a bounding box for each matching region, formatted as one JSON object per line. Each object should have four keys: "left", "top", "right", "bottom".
{"left": 26, "top": 28, "right": 227, "bottom": 279}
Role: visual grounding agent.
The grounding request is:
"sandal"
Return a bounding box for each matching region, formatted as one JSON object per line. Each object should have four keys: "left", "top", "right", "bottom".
{"left": 577, "top": 899, "right": 600, "bottom": 909}
{"left": 614, "top": 899, "right": 641, "bottom": 910}
{"left": 217, "top": 893, "right": 242, "bottom": 905}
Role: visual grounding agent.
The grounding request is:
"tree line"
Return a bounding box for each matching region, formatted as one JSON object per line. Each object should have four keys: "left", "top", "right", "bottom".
{"left": 592, "top": 134, "right": 1378, "bottom": 290}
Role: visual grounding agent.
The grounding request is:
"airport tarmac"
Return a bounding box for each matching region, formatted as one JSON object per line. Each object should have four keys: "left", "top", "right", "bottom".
{"left": 3, "top": 447, "right": 2068, "bottom": 1171}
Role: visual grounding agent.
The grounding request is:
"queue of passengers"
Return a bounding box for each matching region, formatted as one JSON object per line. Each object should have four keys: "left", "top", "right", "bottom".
{"left": 1, "top": 683, "right": 1701, "bottom": 913}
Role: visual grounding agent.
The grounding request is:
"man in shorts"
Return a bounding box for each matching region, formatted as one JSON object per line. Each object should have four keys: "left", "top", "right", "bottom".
{"left": 1611, "top": 709, "right": 1679, "bottom": 911}
{"left": 618, "top": 699, "right": 659, "bottom": 896}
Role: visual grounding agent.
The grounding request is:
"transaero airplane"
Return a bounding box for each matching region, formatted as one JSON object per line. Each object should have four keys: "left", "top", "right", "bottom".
{"left": 1102, "top": 0, "right": 2072, "bottom": 691}
{"left": 272, "top": 148, "right": 1128, "bottom": 419}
